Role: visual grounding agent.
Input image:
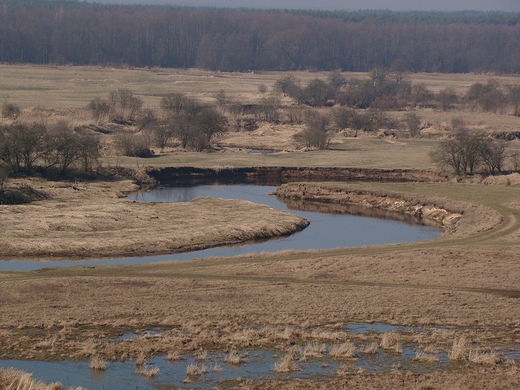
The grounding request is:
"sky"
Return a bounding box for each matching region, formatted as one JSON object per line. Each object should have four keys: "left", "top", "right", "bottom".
{"left": 92, "top": 1, "right": 520, "bottom": 12}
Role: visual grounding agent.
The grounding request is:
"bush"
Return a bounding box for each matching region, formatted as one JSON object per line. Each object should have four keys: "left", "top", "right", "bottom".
{"left": 255, "top": 96, "right": 281, "bottom": 122}
{"left": 294, "top": 110, "right": 333, "bottom": 149}
{"left": 1, "top": 102, "right": 21, "bottom": 119}
{"left": 87, "top": 98, "right": 110, "bottom": 121}
{"left": 108, "top": 88, "right": 143, "bottom": 121}
{"left": 402, "top": 112, "right": 422, "bottom": 138}
{"left": 436, "top": 87, "right": 458, "bottom": 111}
{"left": 115, "top": 131, "right": 153, "bottom": 157}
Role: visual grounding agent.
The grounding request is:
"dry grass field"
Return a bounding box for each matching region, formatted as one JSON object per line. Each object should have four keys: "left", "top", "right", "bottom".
{"left": 1, "top": 65, "right": 520, "bottom": 389}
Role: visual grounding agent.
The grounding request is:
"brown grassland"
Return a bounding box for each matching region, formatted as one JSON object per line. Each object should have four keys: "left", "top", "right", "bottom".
{"left": 1, "top": 65, "right": 520, "bottom": 389}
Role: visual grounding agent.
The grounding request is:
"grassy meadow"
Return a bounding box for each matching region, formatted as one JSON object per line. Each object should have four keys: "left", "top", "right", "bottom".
{"left": 1, "top": 64, "right": 520, "bottom": 388}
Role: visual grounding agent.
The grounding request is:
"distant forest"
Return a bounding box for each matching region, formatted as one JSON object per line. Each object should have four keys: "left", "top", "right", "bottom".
{"left": 1, "top": 1, "right": 520, "bottom": 73}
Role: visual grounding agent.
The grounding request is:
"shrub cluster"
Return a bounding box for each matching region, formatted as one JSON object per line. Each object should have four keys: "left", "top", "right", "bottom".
{"left": 0, "top": 121, "right": 100, "bottom": 177}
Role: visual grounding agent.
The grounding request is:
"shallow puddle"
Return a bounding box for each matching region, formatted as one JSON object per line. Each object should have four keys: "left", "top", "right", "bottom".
{"left": 345, "top": 323, "right": 430, "bottom": 334}
{"left": 2, "top": 343, "right": 518, "bottom": 389}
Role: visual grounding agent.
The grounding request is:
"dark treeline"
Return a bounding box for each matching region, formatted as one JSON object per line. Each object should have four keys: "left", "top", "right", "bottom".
{"left": 1, "top": 2, "right": 520, "bottom": 73}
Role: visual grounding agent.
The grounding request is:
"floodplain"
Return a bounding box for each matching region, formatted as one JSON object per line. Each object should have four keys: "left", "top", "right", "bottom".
{"left": 1, "top": 65, "right": 520, "bottom": 389}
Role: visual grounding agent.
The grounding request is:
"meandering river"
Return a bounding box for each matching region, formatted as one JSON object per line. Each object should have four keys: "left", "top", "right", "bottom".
{"left": 0, "top": 183, "right": 441, "bottom": 271}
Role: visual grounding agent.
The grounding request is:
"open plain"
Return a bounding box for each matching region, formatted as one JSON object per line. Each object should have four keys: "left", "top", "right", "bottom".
{"left": 1, "top": 65, "right": 520, "bottom": 389}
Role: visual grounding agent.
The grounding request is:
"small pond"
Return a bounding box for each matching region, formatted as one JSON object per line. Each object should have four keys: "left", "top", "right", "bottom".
{"left": 0, "top": 183, "right": 441, "bottom": 271}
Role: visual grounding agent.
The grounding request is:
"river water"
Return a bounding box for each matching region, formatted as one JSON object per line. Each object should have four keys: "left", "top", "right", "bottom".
{"left": 0, "top": 184, "right": 441, "bottom": 271}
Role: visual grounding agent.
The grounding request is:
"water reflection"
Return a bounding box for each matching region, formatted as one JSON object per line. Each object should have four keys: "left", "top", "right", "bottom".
{"left": 282, "top": 199, "right": 425, "bottom": 225}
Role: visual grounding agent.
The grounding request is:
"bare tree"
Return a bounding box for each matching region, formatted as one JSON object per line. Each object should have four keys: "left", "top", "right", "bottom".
{"left": 402, "top": 112, "right": 422, "bottom": 138}
{"left": 294, "top": 110, "right": 333, "bottom": 149}
{"left": 255, "top": 96, "right": 281, "bottom": 122}
{"left": 108, "top": 89, "right": 143, "bottom": 121}
{"left": 0, "top": 122, "right": 46, "bottom": 175}
{"left": 190, "top": 106, "right": 228, "bottom": 151}
{"left": 390, "top": 59, "right": 409, "bottom": 85}
{"left": 161, "top": 93, "right": 200, "bottom": 115}
{"left": 0, "top": 163, "right": 8, "bottom": 190}
{"left": 479, "top": 138, "right": 508, "bottom": 174}
{"left": 274, "top": 75, "right": 301, "bottom": 96}
{"left": 430, "top": 132, "right": 490, "bottom": 176}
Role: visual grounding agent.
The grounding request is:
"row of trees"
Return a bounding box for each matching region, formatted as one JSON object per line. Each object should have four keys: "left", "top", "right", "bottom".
{"left": 276, "top": 72, "right": 520, "bottom": 116}
{"left": 1, "top": 4, "right": 520, "bottom": 73}
{"left": 0, "top": 121, "right": 100, "bottom": 177}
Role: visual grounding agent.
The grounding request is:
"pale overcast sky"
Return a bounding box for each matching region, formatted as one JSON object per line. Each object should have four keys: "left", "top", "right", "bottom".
{"left": 93, "top": 1, "right": 520, "bottom": 12}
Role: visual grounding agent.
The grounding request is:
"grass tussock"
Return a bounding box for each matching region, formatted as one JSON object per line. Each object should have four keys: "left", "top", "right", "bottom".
{"left": 89, "top": 356, "right": 107, "bottom": 370}
{"left": 224, "top": 350, "right": 241, "bottom": 364}
{"left": 468, "top": 350, "right": 500, "bottom": 365}
{"left": 0, "top": 367, "right": 85, "bottom": 390}
{"left": 361, "top": 342, "right": 379, "bottom": 354}
{"left": 380, "top": 332, "right": 403, "bottom": 353}
{"left": 301, "top": 343, "right": 326, "bottom": 360}
{"left": 414, "top": 350, "right": 440, "bottom": 362}
{"left": 329, "top": 341, "right": 357, "bottom": 359}
{"left": 166, "top": 351, "right": 182, "bottom": 361}
{"left": 449, "top": 336, "right": 467, "bottom": 361}
{"left": 274, "top": 353, "right": 299, "bottom": 373}
{"left": 136, "top": 363, "right": 160, "bottom": 377}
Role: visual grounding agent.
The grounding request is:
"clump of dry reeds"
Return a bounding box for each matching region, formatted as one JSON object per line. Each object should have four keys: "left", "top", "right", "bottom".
{"left": 186, "top": 363, "right": 201, "bottom": 377}
{"left": 380, "top": 332, "right": 403, "bottom": 353}
{"left": 166, "top": 351, "right": 182, "bottom": 361}
{"left": 449, "top": 336, "right": 467, "bottom": 361}
{"left": 136, "top": 363, "right": 160, "bottom": 377}
{"left": 185, "top": 362, "right": 207, "bottom": 376}
{"left": 361, "top": 342, "right": 379, "bottom": 354}
{"left": 468, "top": 350, "right": 500, "bottom": 365}
{"left": 301, "top": 343, "right": 326, "bottom": 360}
{"left": 212, "top": 362, "right": 223, "bottom": 373}
{"left": 195, "top": 350, "right": 207, "bottom": 361}
{"left": 0, "top": 367, "right": 75, "bottom": 390}
{"left": 413, "top": 350, "right": 439, "bottom": 362}
{"left": 224, "top": 350, "right": 241, "bottom": 364}
{"left": 89, "top": 356, "right": 107, "bottom": 370}
{"left": 135, "top": 352, "right": 146, "bottom": 367}
{"left": 329, "top": 341, "right": 357, "bottom": 359}
{"left": 274, "top": 353, "right": 299, "bottom": 373}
